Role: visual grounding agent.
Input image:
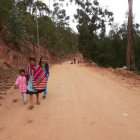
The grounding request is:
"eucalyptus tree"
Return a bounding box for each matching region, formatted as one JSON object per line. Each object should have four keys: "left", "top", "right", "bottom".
{"left": 73, "top": 0, "right": 113, "bottom": 61}
{"left": 0, "top": 0, "right": 14, "bottom": 29}
{"left": 8, "top": 6, "right": 26, "bottom": 45}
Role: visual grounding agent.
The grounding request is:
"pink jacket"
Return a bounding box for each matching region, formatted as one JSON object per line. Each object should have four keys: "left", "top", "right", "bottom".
{"left": 15, "top": 76, "right": 27, "bottom": 93}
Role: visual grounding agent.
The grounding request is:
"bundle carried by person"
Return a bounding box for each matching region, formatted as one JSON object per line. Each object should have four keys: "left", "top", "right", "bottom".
{"left": 26, "top": 64, "right": 47, "bottom": 91}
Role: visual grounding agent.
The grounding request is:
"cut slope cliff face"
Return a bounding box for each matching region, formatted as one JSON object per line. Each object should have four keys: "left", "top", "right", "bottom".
{"left": 0, "top": 39, "right": 50, "bottom": 69}
{"left": 0, "top": 38, "right": 51, "bottom": 90}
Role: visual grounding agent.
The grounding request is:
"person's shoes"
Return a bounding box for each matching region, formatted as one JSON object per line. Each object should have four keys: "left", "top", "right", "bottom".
{"left": 43, "top": 96, "right": 46, "bottom": 99}
{"left": 37, "top": 102, "right": 40, "bottom": 105}
{"left": 28, "top": 105, "right": 34, "bottom": 110}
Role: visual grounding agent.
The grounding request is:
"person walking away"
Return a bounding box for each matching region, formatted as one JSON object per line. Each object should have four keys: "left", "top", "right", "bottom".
{"left": 26, "top": 57, "right": 44, "bottom": 110}
{"left": 39, "top": 57, "right": 49, "bottom": 99}
{"left": 15, "top": 69, "right": 27, "bottom": 104}
{"left": 74, "top": 57, "right": 76, "bottom": 64}
{"left": 78, "top": 59, "right": 80, "bottom": 64}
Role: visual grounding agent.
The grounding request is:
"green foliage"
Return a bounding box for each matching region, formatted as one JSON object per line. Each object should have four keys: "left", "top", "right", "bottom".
{"left": 8, "top": 7, "right": 26, "bottom": 44}
{"left": 73, "top": 0, "right": 140, "bottom": 70}
{"left": 0, "top": 0, "right": 78, "bottom": 56}
{"left": 134, "top": 70, "right": 140, "bottom": 75}
{"left": 74, "top": 0, "right": 114, "bottom": 65}
{"left": 0, "top": 0, "right": 14, "bottom": 30}
{"left": 130, "top": 65, "right": 137, "bottom": 71}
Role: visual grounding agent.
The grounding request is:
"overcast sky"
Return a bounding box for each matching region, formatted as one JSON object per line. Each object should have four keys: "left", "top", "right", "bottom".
{"left": 44, "top": 0, "right": 140, "bottom": 32}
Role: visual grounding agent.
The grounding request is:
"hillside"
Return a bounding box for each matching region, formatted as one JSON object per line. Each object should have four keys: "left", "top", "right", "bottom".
{"left": 0, "top": 36, "right": 51, "bottom": 91}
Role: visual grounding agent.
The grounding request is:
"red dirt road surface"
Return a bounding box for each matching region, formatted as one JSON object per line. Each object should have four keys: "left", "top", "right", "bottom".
{"left": 1, "top": 62, "right": 140, "bottom": 140}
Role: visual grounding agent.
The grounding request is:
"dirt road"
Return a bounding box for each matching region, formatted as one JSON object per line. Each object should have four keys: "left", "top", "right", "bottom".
{"left": 1, "top": 62, "right": 140, "bottom": 140}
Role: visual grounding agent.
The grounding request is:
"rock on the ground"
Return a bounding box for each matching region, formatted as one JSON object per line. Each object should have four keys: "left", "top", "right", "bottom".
{"left": 12, "top": 99, "right": 18, "bottom": 103}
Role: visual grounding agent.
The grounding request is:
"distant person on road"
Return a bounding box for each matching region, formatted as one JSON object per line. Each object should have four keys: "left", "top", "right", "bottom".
{"left": 26, "top": 57, "right": 44, "bottom": 110}
{"left": 15, "top": 69, "right": 27, "bottom": 104}
{"left": 74, "top": 57, "right": 76, "bottom": 64}
{"left": 78, "top": 59, "right": 80, "bottom": 64}
{"left": 78, "top": 59, "right": 82, "bottom": 64}
{"left": 39, "top": 57, "right": 49, "bottom": 99}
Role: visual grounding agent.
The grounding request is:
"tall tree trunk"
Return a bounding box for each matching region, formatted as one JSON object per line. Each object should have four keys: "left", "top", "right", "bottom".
{"left": 126, "top": 0, "right": 135, "bottom": 70}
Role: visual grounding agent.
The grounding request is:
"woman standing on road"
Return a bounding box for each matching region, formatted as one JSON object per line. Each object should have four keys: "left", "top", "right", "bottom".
{"left": 39, "top": 57, "right": 49, "bottom": 99}
{"left": 26, "top": 57, "right": 45, "bottom": 109}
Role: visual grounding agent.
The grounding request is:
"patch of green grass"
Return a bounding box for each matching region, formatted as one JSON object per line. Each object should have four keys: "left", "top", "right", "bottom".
{"left": 134, "top": 70, "right": 140, "bottom": 75}
{"left": 89, "top": 60, "right": 93, "bottom": 63}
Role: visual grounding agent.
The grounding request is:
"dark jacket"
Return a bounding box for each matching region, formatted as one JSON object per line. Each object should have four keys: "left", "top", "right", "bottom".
{"left": 40, "top": 63, "right": 49, "bottom": 76}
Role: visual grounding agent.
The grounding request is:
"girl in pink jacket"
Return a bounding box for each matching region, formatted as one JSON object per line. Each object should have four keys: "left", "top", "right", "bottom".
{"left": 15, "top": 69, "right": 27, "bottom": 104}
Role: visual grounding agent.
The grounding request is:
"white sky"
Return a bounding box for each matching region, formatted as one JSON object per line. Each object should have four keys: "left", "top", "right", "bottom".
{"left": 43, "top": 0, "right": 140, "bottom": 32}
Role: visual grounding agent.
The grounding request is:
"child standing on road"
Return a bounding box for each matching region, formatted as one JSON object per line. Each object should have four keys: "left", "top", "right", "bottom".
{"left": 15, "top": 69, "right": 27, "bottom": 104}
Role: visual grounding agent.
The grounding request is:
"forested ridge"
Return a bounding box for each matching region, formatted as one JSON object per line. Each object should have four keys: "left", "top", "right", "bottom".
{"left": 0, "top": 0, "right": 140, "bottom": 71}
{"left": 0, "top": 0, "right": 78, "bottom": 58}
